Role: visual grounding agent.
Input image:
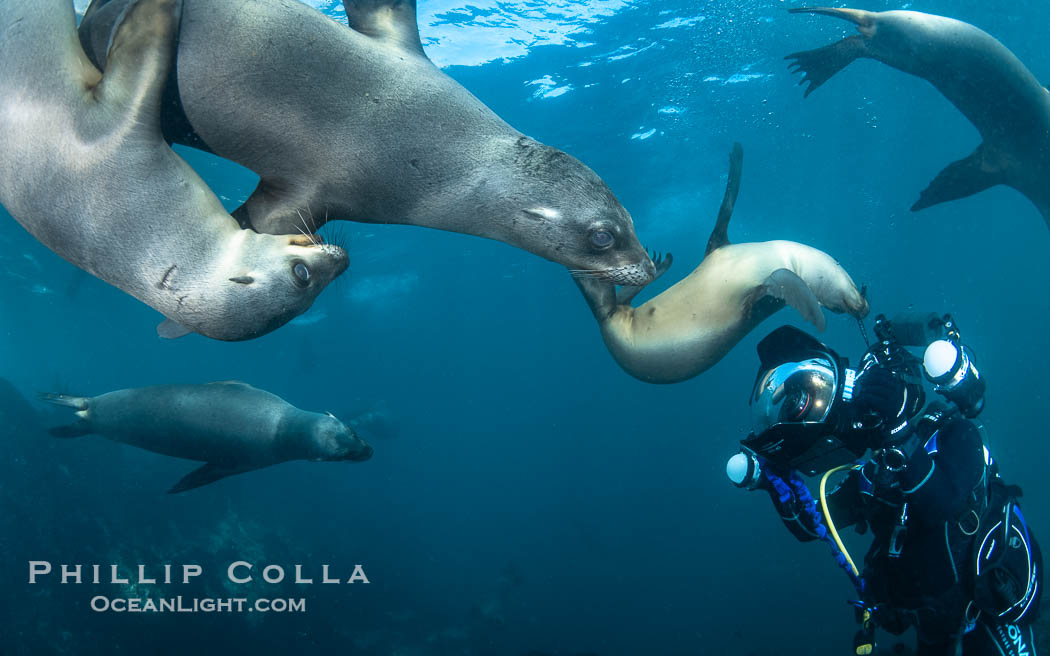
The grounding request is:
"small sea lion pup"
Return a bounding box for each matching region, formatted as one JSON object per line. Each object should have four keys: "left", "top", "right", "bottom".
{"left": 575, "top": 144, "right": 869, "bottom": 384}
{"left": 78, "top": 0, "right": 655, "bottom": 285}
{"left": 0, "top": 0, "right": 347, "bottom": 341}
{"left": 42, "top": 382, "right": 373, "bottom": 493}
{"left": 787, "top": 8, "right": 1050, "bottom": 223}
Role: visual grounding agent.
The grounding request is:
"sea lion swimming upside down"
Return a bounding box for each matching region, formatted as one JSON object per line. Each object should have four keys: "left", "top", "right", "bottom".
{"left": 575, "top": 144, "right": 870, "bottom": 384}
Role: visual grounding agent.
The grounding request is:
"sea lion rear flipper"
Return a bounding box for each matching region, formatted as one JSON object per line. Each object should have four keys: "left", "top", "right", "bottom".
{"left": 168, "top": 462, "right": 262, "bottom": 494}
{"left": 912, "top": 145, "right": 1003, "bottom": 212}
{"left": 157, "top": 318, "right": 192, "bottom": 339}
{"left": 343, "top": 0, "right": 426, "bottom": 58}
{"left": 785, "top": 36, "right": 867, "bottom": 98}
{"left": 93, "top": 0, "right": 181, "bottom": 132}
{"left": 615, "top": 252, "right": 673, "bottom": 305}
{"left": 706, "top": 142, "right": 744, "bottom": 256}
{"left": 757, "top": 269, "right": 826, "bottom": 332}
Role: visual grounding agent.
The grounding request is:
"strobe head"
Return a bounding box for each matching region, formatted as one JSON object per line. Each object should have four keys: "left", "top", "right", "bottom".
{"left": 922, "top": 339, "right": 985, "bottom": 418}
{"left": 727, "top": 450, "right": 763, "bottom": 490}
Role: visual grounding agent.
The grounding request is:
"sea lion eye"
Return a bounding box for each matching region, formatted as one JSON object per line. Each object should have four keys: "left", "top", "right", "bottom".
{"left": 589, "top": 229, "right": 614, "bottom": 250}
{"left": 292, "top": 262, "right": 311, "bottom": 286}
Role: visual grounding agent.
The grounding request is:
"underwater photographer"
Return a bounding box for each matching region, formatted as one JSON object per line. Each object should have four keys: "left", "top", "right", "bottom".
{"left": 727, "top": 314, "right": 1042, "bottom": 655}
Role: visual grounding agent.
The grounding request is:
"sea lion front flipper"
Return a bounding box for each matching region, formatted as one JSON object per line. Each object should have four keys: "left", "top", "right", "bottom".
{"left": 168, "top": 462, "right": 263, "bottom": 494}
{"left": 785, "top": 36, "right": 867, "bottom": 98}
{"left": 343, "top": 0, "right": 426, "bottom": 58}
{"left": 157, "top": 318, "right": 192, "bottom": 339}
{"left": 911, "top": 145, "right": 1003, "bottom": 212}
{"left": 615, "top": 252, "right": 673, "bottom": 305}
{"left": 93, "top": 0, "right": 181, "bottom": 132}
{"left": 79, "top": 0, "right": 130, "bottom": 69}
{"left": 705, "top": 142, "right": 744, "bottom": 256}
{"left": 757, "top": 268, "right": 826, "bottom": 332}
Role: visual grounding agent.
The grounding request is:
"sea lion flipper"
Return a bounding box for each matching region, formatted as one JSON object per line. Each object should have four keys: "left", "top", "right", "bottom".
{"left": 343, "top": 0, "right": 426, "bottom": 58}
{"left": 759, "top": 269, "right": 826, "bottom": 332}
{"left": 912, "top": 145, "right": 1002, "bottom": 212}
{"left": 785, "top": 36, "right": 867, "bottom": 98}
{"left": 706, "top": 143, "right": 744, "bottom": 256}
{"left": 157, "top": 318, "right": 192, "bottom": 339}
{"left": 701, "top": 144, "right": 743, "bottom": 257}
{"left": 168, "top": 462, "right": 260, "bottom": 494}
{"left": 94, "top": 0, "right": 181, "bottom": 129}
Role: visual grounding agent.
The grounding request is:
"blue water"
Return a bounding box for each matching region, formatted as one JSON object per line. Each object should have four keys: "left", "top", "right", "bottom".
{"left": 3, "top": 0, "right": 1050, "bottom": 654}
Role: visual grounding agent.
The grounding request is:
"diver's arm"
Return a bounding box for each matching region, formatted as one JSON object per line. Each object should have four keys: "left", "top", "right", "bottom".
{"left": 762, "top": 469, "right": 862, "bottom": 542}
{"left": 899, "top": 418, "right": 984, "bottom": 525}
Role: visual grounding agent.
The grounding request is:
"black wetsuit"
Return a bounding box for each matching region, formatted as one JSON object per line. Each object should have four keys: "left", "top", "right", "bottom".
{"left": 768, "top": 415, "right": 1041, "bottom": 655}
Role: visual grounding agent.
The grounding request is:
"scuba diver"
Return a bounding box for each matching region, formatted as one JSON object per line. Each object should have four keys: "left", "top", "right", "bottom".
{"left": 727, "top": 313, "right": 1041, "bottom": 655}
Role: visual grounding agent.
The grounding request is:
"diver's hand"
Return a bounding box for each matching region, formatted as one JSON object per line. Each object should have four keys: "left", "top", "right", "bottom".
{"left": 852, "top": 366, "right": 912, "bottom": 443}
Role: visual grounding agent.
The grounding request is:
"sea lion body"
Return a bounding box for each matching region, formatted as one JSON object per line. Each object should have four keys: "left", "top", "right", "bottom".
{"left": 597, "top": 241, "right": 866, "bottom": 383}
{"left": 788, "top": 8, "right": 1050, "bottom": 221}
{"left": 79, "top": 0, "right": 654, "bottom": 284}
{"left": 0, "top": 0, "right": 347, "bottom": 341}
{"left": 577, "top": 144, "right": 868, "bottom": 384}
{"left": 42, "top": 382, "right": 373, "bottom": 493}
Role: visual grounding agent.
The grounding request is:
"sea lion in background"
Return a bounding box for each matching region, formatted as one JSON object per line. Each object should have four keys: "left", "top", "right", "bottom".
{"left": 0, "top": 0, "right": 347, "bottom": 341}
{"left": 41, "top": 382, "right": 373, "bottom": 493}
{"left": 787, "top": 8, "right": 1050, "bottom": 223}
{"left": 575, "top": 144, "right": 869, "bottom": 384}
{"left": 78, "top": 0, "right": 655, "bottom": 285}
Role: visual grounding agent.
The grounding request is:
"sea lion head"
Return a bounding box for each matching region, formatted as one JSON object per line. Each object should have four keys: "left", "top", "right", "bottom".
{"left": 306, "top": 413, "right": 374, "bottom": 462}
{"left": 486, "top": 136, "right": 655, "bottom": 285}
{"left": 197, "top": 232, "right": 348, "bottom": 340}
{"left": 792, "top": 244, "right": 870, "bottom": 319}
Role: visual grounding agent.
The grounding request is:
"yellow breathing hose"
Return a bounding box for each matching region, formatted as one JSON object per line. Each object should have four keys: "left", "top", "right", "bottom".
{"left": 819, "top": 464, "right": 862, "bottom": 577}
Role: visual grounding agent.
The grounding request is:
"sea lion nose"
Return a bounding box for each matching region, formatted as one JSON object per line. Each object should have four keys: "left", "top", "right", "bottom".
{"left": 346, "top": 443, "right": 373, "bottom": 462}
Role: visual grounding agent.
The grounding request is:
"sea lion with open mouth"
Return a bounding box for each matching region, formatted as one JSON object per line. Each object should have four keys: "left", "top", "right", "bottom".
{"left": 78, "top": 0, "right": 654, "bottom": 285}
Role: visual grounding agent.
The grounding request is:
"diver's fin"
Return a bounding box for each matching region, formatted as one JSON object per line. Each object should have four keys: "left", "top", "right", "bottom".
{"left": 758, "top": 268, "right": 826, "bottom": 331}
{"left": 343, "top": 0, "right": 426, "bottom": 58}
{"left": 157, "top": 318, "right": 192, "bottom": 339}
{"left": 912, "top": 145, "right": 1003, "bottom": 212}
{"left": 785, "top": 35, "right": 867, "bottom": 98}
{"left": 94, "top": 0, "right": 181, "bottom": 136}
{"left": 706, "top": 143, "right": 743, "bottom": 256}
{"left": 615, "top": 252, "right": 673, "bottom": 305}
{"left": 168, "top": 462, "right": 262, "bottom": 494}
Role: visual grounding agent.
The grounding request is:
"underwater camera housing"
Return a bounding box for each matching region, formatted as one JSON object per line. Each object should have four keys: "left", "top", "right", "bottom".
{"left": 874, "top": 312, "right": 986, "bottom": 419}
{"left": 727, "top": 313, "right": 986, "bottom": 487}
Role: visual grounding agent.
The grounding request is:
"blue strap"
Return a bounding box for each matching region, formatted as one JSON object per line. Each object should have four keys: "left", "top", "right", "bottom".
{"left": 764, "top": 463, "right": 865, "bottom": 595}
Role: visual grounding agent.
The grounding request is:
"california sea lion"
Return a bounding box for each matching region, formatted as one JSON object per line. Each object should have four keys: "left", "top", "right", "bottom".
{"left": 0, "top": 0, "right": 348, "bottom": 341}
{"left": 41, "top": 382, "right": 373, "bottom": 493}
{"left": 78, "top": 0, "right": 655, "bottom": 285}
{"left": 575, "top": 144, "right": 869, "bottom": 384}
{"left": 787, "top": 8, "right": 1050, "bottom": 222}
